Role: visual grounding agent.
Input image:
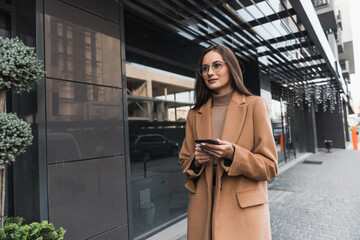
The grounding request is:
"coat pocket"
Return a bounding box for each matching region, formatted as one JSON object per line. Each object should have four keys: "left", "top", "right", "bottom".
{"left": 185, "top": 180, "right": 196, "bottom": 194}
{"left": 235, "top": 188, "right": 269, "bottom": 208}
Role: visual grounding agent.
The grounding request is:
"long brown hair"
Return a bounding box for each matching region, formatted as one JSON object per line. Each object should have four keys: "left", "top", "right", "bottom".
{"left": 193, "top": 45, "right": 252, "bottom": 109}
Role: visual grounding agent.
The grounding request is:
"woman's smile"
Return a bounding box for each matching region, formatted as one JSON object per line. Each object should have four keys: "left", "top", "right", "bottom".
{"left": 208, "top": 78, "right": 218, "bottom": 83}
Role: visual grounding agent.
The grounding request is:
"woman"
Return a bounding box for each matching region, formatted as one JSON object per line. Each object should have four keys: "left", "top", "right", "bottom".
{"left": 179, "top": 45, "right": 278, "bottom": 240}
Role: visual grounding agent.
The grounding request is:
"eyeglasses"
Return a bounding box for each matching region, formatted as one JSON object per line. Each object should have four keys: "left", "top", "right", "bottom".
{"left": 198, "top": 61, "right": 226, "bottom": 76}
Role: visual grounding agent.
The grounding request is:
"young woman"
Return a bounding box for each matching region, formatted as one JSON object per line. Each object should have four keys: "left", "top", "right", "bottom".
{"left": 179, "top": 45, "right": 278, "bottom": 240}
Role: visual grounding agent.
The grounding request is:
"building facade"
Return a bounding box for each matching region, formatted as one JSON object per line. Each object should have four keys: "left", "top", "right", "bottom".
{"left": 0, "top": 0, "right": 354, "bottom": 239}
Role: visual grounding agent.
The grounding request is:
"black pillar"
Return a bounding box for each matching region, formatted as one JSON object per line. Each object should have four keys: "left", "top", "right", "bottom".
{"left": 242, "top": 59, "right": 260, "bottom": 96}
{"left": 304, "top": 102, "right": 318, "bottom": 153}
{"left": 315, "top": 101, "right": 346, "bottom": 149}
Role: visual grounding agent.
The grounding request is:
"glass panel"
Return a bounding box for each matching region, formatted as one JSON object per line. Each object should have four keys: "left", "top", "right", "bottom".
{"left": 283, "top": 104, "right": 296, "bottom": 160}
{"left": 293, "top": 106, "right": 307, "bottom": 154}
{"left": 127, "top": 64, "right": 193, "bottom": 238}
{"left": 46, "top": 79, "right": 124, "bottom": 163}
{"left": 0, "top": 0, "right": 12, "bottom": 4}
{"left": 48, "top": 156, "right": 127, "bottom": 239}
{"left": 61, "top": 0, "right": 119, "bottom": 23}
{"left": 251, "top": 19, "right": 289, "bottom": 41}
{"left": 271, "top": 99, "right": 286, "bottom": 165}
{"left": 44, "top": 0, "right": 121, "bottom": 87}
{"left": 312, "top": 0, "right": 329, "bottom": 7}
{"left": 0, "top": 11, "right": 11, "bottom": 38}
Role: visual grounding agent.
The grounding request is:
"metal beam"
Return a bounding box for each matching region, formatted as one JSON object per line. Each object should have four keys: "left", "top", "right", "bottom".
{"left": 257, "top": 41, "right": 314, "bottom": 57}
{"left": 163, "top": 0, "right": 256, "bottom": 61}
{"left": 202, "top": 8, "right": 297, "bottom": 39}
{"left": 289, "top": 0, "right": 346, "bottom": 93}
{"left": 267, "top": 54, "right": 323, "bottom": 68}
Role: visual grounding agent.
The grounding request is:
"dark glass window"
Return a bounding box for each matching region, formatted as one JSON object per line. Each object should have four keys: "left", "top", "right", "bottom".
{"left": 312, "top": 0, "right": 328, "bottom": 7}
{"left": 152, "top": 136, "right": 166, "bottom": 142}
{"left": 0, "top": 11, "right": 11, "bottom": 38}
{"left": 127, "top": 63, "right": 194, "bottom": 238}
{"left": 0, "top": 0, "right": 11, "bottom": 5}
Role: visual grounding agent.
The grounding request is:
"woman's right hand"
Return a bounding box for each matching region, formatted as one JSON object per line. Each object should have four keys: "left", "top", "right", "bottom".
{"left": 194, "top": 145, "right": 214, "bottom": 166}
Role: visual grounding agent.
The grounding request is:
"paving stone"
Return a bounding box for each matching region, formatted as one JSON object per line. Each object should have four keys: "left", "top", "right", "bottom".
{"left": 176, "top": 149, "right": 360, "bottom": 240}
{"left": 269, "top": 149, "right": 360, "bottom": 240}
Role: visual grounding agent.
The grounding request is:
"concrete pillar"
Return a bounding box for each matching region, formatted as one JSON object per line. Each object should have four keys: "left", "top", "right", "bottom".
{"left": 147, "top": 80, "right": 153, "bottom": 121}
{"left": 164, "top": 102, "right": 169, "bottom": 121}
{"left": 156, "top": 101, "right": 165, "bottom": 121}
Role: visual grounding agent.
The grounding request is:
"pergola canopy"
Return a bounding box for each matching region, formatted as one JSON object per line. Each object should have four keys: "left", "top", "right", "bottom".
{"left": 125, "top": 0, "right": 346, "bottom": 93}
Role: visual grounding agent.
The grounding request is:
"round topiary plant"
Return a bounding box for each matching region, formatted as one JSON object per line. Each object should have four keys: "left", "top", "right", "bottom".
{"left": 0, "top": 112, "right": 33, "bottom": 168}
{"left": 0, "top": 36, "right": 45, "bottom": 93}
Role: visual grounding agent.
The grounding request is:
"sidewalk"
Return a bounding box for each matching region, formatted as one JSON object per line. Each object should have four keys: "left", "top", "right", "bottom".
{"left": 269, "top": 148, "right": 360, "bottom": 239}
{"left": 148, "top": 149, "right": 360, "bottom": 240}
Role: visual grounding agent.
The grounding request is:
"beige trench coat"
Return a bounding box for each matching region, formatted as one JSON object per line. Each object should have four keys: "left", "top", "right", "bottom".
{"left": 179, "top": 91, "right": 278, "bottom": 240}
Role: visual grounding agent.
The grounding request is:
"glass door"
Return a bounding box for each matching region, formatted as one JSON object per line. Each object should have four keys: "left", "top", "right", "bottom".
{"left": 283, "top": 104, "right": 296, "bottom": 161}
{"left": 271, "top": 99, "right": 285, "bottom": 165}
{"left": 271, "top": 99, "right": 296, "bottom": 166}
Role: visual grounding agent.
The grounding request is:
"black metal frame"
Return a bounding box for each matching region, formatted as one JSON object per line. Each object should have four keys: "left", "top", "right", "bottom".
{"left": 35, "top": 0, "right": 49, "bottom": 221}
{"left": 126, "top": 0, "right": 340, "bottom": 92}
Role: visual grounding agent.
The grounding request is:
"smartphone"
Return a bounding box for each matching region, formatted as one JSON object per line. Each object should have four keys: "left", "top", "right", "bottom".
{"left": 195, "top": 139, "right": 219, "bottom": 145}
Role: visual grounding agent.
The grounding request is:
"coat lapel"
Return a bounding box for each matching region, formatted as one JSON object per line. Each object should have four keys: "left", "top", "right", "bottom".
{"left": 195, "top": 98, "right": 212, "bottom": 140}
{"left": 220, "top": 92, "right": 248, "bottom": 144}
{"left": 195, "top": 97, "right": 213, "bottom": 197}
{"left": 217, "top": 92, "right": 248, "bottom": 182}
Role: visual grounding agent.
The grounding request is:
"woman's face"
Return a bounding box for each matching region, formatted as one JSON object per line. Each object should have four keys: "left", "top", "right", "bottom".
{"left": 201, "top": 50, "right": 232, "bottom": 94}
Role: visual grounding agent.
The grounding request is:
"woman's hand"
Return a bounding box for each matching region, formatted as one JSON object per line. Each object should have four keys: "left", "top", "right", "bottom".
{"left": 200, "top": 139, "right": 234, "bottom": 159}
{"left": 194, "top": 145, "right": 214, "bottom": 166}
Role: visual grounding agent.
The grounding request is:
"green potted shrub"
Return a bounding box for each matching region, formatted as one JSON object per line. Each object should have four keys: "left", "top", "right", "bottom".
{"left": 0, "top": 36, "right": 45, "bottom": 228}
{"left": 0, "top": 112, "right": 33, "bottom": 167}
{"left": 0, "top": 217, "right": 66, "bottom": 240}
{"left": 0, "top": 37, "right": 45, "bottom": 93}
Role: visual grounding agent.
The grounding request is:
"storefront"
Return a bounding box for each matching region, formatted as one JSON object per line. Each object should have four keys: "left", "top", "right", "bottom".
{"left": 0, "top": 0, "right": 353, "bottom": 239}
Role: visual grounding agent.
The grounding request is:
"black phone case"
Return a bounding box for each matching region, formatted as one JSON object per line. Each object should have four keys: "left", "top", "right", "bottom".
{"left": 195, "top": 139, "right": 219, "bottom": 145}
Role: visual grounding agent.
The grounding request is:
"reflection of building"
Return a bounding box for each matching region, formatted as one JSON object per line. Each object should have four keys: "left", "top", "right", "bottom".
{"left": 126, "top": 63, "right": 194, "bottom": 121}
{"left": 0, "top": 0, "right": 355, "bottom": 239}
{"left": 168, "top": 109, "right": 188, "bottom": 121}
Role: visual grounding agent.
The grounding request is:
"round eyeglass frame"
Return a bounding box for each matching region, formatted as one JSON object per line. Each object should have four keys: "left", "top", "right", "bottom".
{"left": 198, "top": 61, "right": 227, "bottom": 76}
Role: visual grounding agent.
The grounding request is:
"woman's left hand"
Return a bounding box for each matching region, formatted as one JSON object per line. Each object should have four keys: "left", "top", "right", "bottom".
{"left": 200, "top": 139, "right": 234, "bottom": 159}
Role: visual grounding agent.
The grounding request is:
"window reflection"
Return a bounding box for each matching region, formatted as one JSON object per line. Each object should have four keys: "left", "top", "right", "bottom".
{"left": 127, "top": 63, "right": 194, "bottom": 238}
{"left": 46, "top": 80, "right": 124, "bottom": 163}
{"left": 45, "top": 3, "right": 121, "bottom": 87}
{"left": 271, "top": 99, "right": 286, "bottom": 164}
{"left": 271, "top": 99, "right": 296, "bottom": 165}
{"left": 0, "top": 11, "right": 11, "bottom": 38}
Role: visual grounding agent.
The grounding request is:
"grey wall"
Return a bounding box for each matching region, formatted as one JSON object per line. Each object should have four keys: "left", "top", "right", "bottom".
{"left": 43, "top": 0, "right": 128, "bottom": 239}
